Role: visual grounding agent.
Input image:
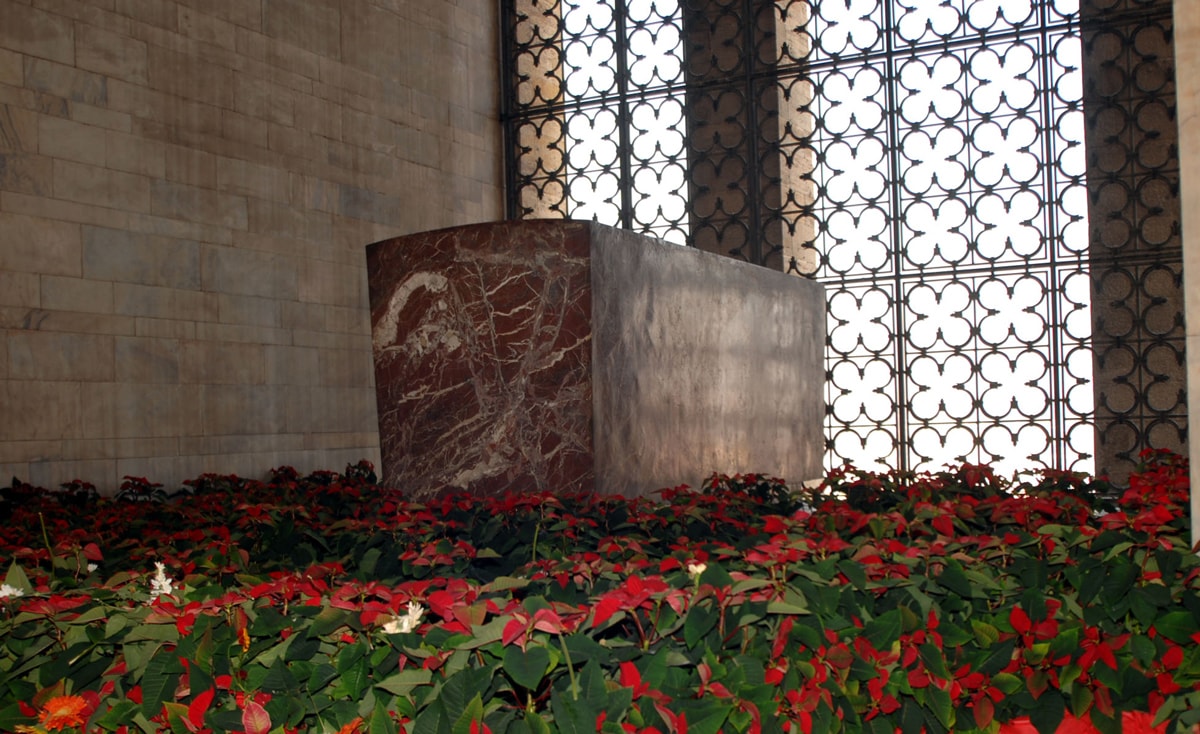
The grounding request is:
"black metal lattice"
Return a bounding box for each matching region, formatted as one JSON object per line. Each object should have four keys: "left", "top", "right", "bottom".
{"left": 500, "top": 0, "right": 1186, "bottom": 479}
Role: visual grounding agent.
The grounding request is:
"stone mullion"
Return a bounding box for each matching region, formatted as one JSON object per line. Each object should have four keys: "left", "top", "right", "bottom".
{"left": 682, "top": 0, "right": 816, "bottom": 271}
{"left": 1082, "top": 0, "right": 1186, "bottom": 482}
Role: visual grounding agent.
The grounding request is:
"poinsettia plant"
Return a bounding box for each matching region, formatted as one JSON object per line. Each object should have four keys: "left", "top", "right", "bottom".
{"left": 0, "top": 451, "right": 1197, "bottom": 734}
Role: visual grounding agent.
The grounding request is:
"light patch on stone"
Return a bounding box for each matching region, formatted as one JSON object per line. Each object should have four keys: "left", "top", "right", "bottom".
{"left": 372, "top": 271, "right": 449, "bottom": 353}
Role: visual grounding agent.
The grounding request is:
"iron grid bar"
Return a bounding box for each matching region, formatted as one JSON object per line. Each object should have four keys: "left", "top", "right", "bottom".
{"left": 614, "top": 0, "right": 634, "bottom": 230}
{"left": 879, "top": 0, "right": 910, "bottom": 473}
{"left": 500, "top": 0, "right": 1186, "bottom": 479}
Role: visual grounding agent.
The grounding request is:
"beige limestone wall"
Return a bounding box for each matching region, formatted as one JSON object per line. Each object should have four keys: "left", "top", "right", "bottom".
{"left": 1177, "top": 0, "right": 1200, "bottom": 547}
{"left": 0, "top": 0, "right": 502, "bottom": 490}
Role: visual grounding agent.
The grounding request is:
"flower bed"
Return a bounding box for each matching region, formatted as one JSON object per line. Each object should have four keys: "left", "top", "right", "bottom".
{"left": 1, "top": 451, "right": 1197, "bottom": 734}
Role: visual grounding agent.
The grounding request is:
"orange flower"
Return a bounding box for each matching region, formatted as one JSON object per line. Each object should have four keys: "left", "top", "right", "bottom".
{"left": 38, "top": 695, "right": 89, "bottom": 731}
{"left": 336, "top": 717, "right": 365, "bottom": 734}
{"left": 237, "top": 626, "right": 251, "bottom": 653}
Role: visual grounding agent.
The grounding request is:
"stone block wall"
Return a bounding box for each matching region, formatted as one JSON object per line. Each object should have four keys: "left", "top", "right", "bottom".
{"left": 0, "top": 0, "right": 502, "bottom": 490}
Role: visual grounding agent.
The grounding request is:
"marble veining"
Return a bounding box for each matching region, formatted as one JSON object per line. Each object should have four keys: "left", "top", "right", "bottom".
{"left": 368, "top": 222, "right": 596, "bottom": 498}
{"left": 368, "top": 220, "right": 826, "bottom": 500}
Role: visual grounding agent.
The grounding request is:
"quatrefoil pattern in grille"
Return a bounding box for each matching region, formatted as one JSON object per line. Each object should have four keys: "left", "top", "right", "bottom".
{"left": 501, "top": 0, "right": 1185, "bottom": 480}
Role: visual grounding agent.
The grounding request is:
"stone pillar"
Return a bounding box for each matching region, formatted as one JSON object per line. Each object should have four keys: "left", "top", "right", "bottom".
{"left": 683, "top": 0, "right": 816, "bottom": 271}
{"left": 366, "top": 220, "right": 826, "bottom": 498}
{"left": 1083, "top": 0, "right": 1187, "bottom": 482}
{"left": 1173, "top": 0, "right": 1199, "bottom": 548}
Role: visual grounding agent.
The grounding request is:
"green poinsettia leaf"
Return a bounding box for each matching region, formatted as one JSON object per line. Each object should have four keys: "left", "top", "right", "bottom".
{"left": 899, "top": 700, "right": 925, "bottom": 734}
{"left": 432, "top": 666, "right": 493, "bottom": 729}
{"left": 255, "top": 637, "right": 296, "bottom": 670}
{"left": 485, "top": 576, "right": 531, "bottom": 592}
{"left": 93, "top": 700, "right": 141, "bottom": 730}
{"left": 337, "top": 640, "right": 367, "bottom": 671}
{"left": 1100, "top": 562, "right": 1138, "bottom": 604}
{"left": 520, "top": 710, "right": 552, "bottom": 734}
{"left": 140, "top": 649, "right": 184, "bottom": 719}
{"left": 4, "top": 563, "right": 33, "bottom": 594}
{"left": 70, "top": 606, "right": 108, "bottom": 625}
{"left": 563, "top": 632, "right": 611, "bottom": 665}
{"left": 450, "top": 694, "right": 484, "bottom": 734}
{"left": 377, "top": 668, "right": 434, "bottom": 696}
{"left": 454, "top": 616, "right": 509, "bottom": 652}
{"left": 358, "top": 547, "right": 382, "bottom": 577}
{"left": 503, "top": 644, "right": 551, "bottom": 691}
{"left": 1028, "top": 693, "right": 1065, "bottom": 734}
{"left": 162, "top": 701, "right": 190, "bottom": 731}
{"left": 1069, "top": 684, "right": 1093, "bottom": 717}
{"left": 674, "top": 698, "right": 731, "bottom": 734}
{"left": 286, "top": 635, "right": 321, "bottom": 662}
{"left": 862, "top": 608, "right": 902, "bottom": 649}
{"left": 970, "top": 619, "right": 1000, "bottom": 646}
{"left": 684, "top": 605, "right": 719, "bottom": 649}
{"left": 550, "top": 687, "right": 597, "bottom": 734}
{"left": 918, "top": 642, "right": 950, "bottom": 680}
{"left": 926, "top": 685, "right": 954, "bottom": 731}
{"left": 261, "top": 656, "right": 301, "bottom": 692}
{"left": 308, "top": 662, "right": 339, "bottom": 693}
{"left": 1154, "top": 610, "right": 1200, "bottom": 644}
{"left": 1048, "top": 626, "right": 1081, "bottom": 659}
{"left": 767, "top": 586, "right": 809, "bottom": 615}
{"left": 698, "top": 563, "right": 736, "bottom": 589}
{"left": 866, "top": 715, "right": 896, "bottom": 734}
{"left": 1154, "top": 548, "right": 1183, "bottom": 582}
{"left": 0, "top": 702, "right": 32, "bottom": 732}
{"left": 977, "top": 639, "right": 1017, "bottom": 676}
{"left": 1089, "top": 708, "right": 1121, "bottom": 734}
{"left": 123, "top": 623, "right": 181, "bottom": 644}
{"left": 309, "top": 605, "right": 352, "bottom": 638}
{"left": 731, "top": 577, "right": 772, "bottom": 594}
{"left": 370, "top": 695, "right": 400, "bottom": 734}
{"left": 837, "top": 559, "right": 869, "bottom": 589}
{"left": 936, "top": 560, "right": 972, "bottom": 598}
{"left": 334, "top": 657, "right": 370, "bottom": 700}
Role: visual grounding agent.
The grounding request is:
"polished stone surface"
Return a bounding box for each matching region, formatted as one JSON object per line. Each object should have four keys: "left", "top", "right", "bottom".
{"left": 1174, "top": 0, "right": 1199, "bottom": 545}
{"left": 589, "top": 225, "right": 826, "bottom": 495}
{"left": 367, "top": 220, "right": 825, "bottom": 498}
{"left": 368, "top": 221, "right": 595, "bottom": 497}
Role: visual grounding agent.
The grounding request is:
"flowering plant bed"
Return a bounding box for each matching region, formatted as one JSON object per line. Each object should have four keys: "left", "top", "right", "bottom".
{"left": 0, "top": 451, "right": 1197, "bottom": 734}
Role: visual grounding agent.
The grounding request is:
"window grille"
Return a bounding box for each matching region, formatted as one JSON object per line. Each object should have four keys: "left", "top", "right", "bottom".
{"left": 500, "top": 0, "right": 1186, "bottom": 480}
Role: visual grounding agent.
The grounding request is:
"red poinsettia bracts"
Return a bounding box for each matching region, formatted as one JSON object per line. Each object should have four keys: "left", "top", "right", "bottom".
{"left": 0, "top": 452, "right": 1196, "bottom": 733}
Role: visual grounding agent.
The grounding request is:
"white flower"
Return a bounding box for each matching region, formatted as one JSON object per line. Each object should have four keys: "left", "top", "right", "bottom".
{"left": 87, "top": 563, "right": 98, "bottom": 573}
{"left": 382, "top": 601, "right": 425, "bottom": 634}
{"left": 0, "top": 583, "right": 24, "bottom": 599}
{"left": 686, "top": 562, "right": 707, "bottom": 580}
{"left": 149, "top": 562, "right": 174, "bottom": 598}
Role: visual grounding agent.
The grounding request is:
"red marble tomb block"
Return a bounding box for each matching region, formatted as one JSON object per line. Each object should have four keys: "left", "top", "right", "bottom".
{"left": 366, "top": 220, "right": 825, "bottom": 499}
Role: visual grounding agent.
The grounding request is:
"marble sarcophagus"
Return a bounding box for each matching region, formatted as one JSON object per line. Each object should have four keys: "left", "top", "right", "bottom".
{"left": 366, "top": 220, "right": 825, "bottom": 499}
